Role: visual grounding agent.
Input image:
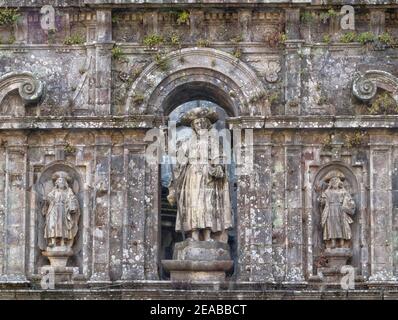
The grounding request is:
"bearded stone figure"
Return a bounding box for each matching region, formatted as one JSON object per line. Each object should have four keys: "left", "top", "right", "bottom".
{"left": 167, "top": 107, "right": 233, "bottom": 243}
{"left": 319, "top": 171, "right": 356, "bottom": 249}
{"left": 42, "top": 171, "right": 80, "bottom": 249}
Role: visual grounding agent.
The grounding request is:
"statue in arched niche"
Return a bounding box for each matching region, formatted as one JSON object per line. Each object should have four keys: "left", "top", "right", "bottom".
{"left": 318, "top": 170, "right": 356, "bottom": 249}
{"left": 42, "top": 171, "right": 80, "bottom": 249}
{"left": 167, "top": 107, "right": 233, "bottom": 243}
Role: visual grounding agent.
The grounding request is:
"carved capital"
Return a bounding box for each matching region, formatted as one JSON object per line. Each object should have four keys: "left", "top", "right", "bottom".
{"left": 0, "top": 71, "right": 45, "bottom": 106}
{"left": 352, "top": 70, "right": 398, "bottom": 103}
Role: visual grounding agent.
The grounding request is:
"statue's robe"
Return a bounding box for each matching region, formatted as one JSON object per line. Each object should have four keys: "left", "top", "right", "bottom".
{"left": 44, "top": 187, "right": 80, "bottom": 241}
{"left": 320, "top": 188, "right": 355, "bottom": 240}
{"left": 170, "top": 135, "right": 233, "bottom": 234}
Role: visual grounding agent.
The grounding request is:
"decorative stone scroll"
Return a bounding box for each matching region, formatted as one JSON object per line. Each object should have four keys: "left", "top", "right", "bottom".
{"left": 0, "top": 72, "right": 44, "bottom": 107}
{"left": 352, "top": 70, "right": 398, "bottom": 103}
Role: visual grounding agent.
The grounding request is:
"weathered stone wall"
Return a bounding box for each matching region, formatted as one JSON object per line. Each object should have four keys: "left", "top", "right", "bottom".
{"left": 1, "top": 0, "right": 398, "bottom": 298}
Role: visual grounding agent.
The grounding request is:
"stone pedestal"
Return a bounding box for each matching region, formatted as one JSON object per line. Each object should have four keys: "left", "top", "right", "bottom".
{"left": 161, "top": 240, "right": 233, "bottom": 282}
{"left": 41, "top": 246, "right": 74, "bottom": 284}
{"left": 318, "top": 248, "right": 353, "bottom": 283}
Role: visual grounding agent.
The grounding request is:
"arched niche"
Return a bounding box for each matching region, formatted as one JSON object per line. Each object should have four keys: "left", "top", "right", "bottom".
{"left": 34, "top": 161, "right": 84, "bottom": 273}
{"left": 312, "top": 162, "right": 361, "bottom": 274}
{"left": 125, "top": 48, "right": 268, "bottom": 117}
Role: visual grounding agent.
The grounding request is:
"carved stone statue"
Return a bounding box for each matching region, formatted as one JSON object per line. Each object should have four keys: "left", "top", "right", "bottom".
{"left": 162, "top": 107, "right": 234, "bottom": 281}
{"left": 42, "top": 171, "right": 80, "bottom": 249}
{"left": 319, "top": 171, "right": 355, "bottom": 249}
{"left": 167, "top": 107, "right": 233, "bottom": 243}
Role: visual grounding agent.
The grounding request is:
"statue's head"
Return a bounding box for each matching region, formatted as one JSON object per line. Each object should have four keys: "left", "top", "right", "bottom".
{"left": 52, "top": 171, "right": 72, "bottom": 189}
{"left": 329, "top": 177, "right": 343, "bottom": 189}
{"left": 323, "top": 170, "right": 345, "bottom": 190}
{"left": 178, "top": 107, "right": 218, "bottom": 133}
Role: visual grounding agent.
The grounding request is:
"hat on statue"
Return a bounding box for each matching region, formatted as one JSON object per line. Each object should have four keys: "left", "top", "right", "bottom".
{"left": 52, "top": 171, "right": 73, "bottom": 184}
{"left": 178, "top": 107, "right": 219, "bottom": 127}
{"left": 323, "top": 170, "right": 345, "bottom": 182}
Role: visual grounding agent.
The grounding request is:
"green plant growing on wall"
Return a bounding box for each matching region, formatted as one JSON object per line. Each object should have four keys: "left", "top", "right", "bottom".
{"left": 64, "top": 33, "right": 85, "bottom": 45}
{"left": 169, "top": 33, "right": 181, "bottom": 47}
{"left": 196, "top": 38, "right": 210, "bottom": 47}
{"left": 368, "top": 92, "right": 398, "bottom": 115}
{"left": 64, "top": 143, "right": 76, "bottom": 155}
{"left": 249, "top": 91, "right": 267, "bottom": 104}
{"left": 176, "top": 11, "right": 190, "bottom": 25}
{"left": 344, "top": 131, "right": 367, "bottom": 148}
{"left": 356, "top": 32, "right": 375, "bottom": 45}
{"left": 143, "top": 34, "right": 164, "bottom": 48}
{"left": 233, "top": 47, "right": 242, "bottom": 59}
{"left": 300, "top": 11, "right": 316, "bottom": 25}
{"left": 111, "top": 46, "right": 124, "bottom": 60}
{"left": 378, "top": 32, "right": 396, "bottom": 47}
{"left": 112, "top": 15, "right": 121, "bottom": 24}
{"left": 154, "top": 53, "right": 169, "bottom": 71}
{"left": 340, "top": 31, "right": 357, "bottom": 43}
{"left": 268, "top": 92, "right": 280, "bottom": 105}
{"left": 319, "top": 8, "right": 338, "bottom": 24}
{"left": 321, "top": 134, "right": 333, "bottom": 152}
{"left": 132, "top": 93, "right": 145, "bottom": 104}
{"left": 230, "top": 35, "right": 243, "bottom": 44}
{"left": 7, "top": 35, "right": 15, "bottom": 44}
{"left": 0, "top": 8, "right": 20, "bottom": 26}
{"left": 322, "top": 34, "right": 331, "bottom": 44}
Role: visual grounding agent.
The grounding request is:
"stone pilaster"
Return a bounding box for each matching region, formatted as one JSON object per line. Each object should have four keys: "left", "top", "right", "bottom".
{"left": 121, "top": 143, "right": 146, "bottom": 280}
{"left": 369, "top": 139, "right": 395, "bottom": 281}
{"left": 95, "top": 10, "right": 113, "bottom": 116}
{"left": 370, "top": 9, "right": 385, "bottom": 36}
{"left": 284, "top": 8, "right": 303, "bottom": 116}
{"left": 109, "top": 137, "right": 124, "bottom": 280}
{"left": 238, "top": 10, "right": 252, "bottom": 42}
{"left": 1, "top": 137, "right": 28, "bottom": 282}
{"left": 249, "top": 131, "right": 273, "bottom": 282}
{"left": 284, "top": 133, "right": 304, "bottom": 282}
{"left": 89, "top": 134, "right": 112, "bottom": 283}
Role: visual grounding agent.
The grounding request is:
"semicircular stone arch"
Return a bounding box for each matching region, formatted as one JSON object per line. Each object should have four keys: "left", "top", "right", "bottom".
{"left": 125, "top": 48, "right": 268, "bottom": 117}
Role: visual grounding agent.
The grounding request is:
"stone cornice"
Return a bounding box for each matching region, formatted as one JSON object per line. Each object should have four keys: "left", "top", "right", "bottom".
{"left": 1, "top": 115, "right": 398, "bottom": 130}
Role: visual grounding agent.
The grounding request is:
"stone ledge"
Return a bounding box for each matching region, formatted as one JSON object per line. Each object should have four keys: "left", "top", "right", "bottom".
{"left": 1, "top": 115, "right": 398, "bottom": 130}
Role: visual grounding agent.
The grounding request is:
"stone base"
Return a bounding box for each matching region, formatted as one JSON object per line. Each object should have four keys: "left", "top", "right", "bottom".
{"left": 162, "top": 260, "right": 233, "bottom": 282}
{"left": 40, "top": 266, "right": 74, "bottom": 284}
{"left": 42, "top": 246, "right": 73, "bottom": 268}
{"left": 162, "top": 239, "right": 233, "bottom": 282}
{"left": 324, "top": 248, "right": 352, "bottom": 268}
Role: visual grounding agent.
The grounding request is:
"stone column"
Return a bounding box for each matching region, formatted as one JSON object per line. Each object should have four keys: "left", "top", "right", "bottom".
{"left": 89, "top": 133, "right": 111, "bottom": 283}
{"left": 144, "top": 154, "right": 161, "bottom": 280}
{"left": 0, "top": 141, "right": 6, "bottom": 278}
{"left": 1, "top": 137, "right": 28, "bottom": 282}
{"left": 249, "top": 131, "right": 274, "bottom": 281}
{"left": 109, "top": 136, "right": 125, "bottom": 280}
{"left": 121, "top": 143, "right": 146, "bottom": 280}
{"left": 369, "top": 142, "right": 395, "bottom": 281}
{"left": 95, "top": 10, "right": 113, "bottom": 115}
{"left": 285, "top": 133, "right": 305, "bottom": 282}
{"left": 284, "top": 8, "right": 303, "bottom": 116}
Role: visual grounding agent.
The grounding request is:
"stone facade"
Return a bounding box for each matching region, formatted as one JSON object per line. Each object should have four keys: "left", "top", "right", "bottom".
{"left": 1, "top": 0, "right": 398, "bottom": 299}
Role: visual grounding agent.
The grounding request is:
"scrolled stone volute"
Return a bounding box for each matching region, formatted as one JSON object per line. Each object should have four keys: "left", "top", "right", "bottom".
{"left": 0, "top": 71, "right": 45, "bottom": 106}
{"left": 352, "top": 70, "right": 398, "bottom": 103}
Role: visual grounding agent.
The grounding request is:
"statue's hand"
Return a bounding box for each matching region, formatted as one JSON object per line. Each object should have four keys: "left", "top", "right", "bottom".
{"left": 210, "top": 165, "right": 224, "bottom": 178}
{"left": 167, "top": 190, "right": 176, "bottom": 206}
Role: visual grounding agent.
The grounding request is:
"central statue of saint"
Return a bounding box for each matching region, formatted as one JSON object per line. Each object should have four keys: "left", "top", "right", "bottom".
{"left": 167, "top": 107, "right": 233, "bottom": 243}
